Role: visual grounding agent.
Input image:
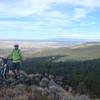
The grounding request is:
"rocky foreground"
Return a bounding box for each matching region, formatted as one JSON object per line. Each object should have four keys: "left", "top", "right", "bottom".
{"left": 0, "top": 71, "right": 97, "bottom": 100}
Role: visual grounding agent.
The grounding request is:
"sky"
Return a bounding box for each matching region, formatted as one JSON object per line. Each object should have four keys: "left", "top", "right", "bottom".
{"left": 0, "top": 0, "right": 100, "bottom": 40}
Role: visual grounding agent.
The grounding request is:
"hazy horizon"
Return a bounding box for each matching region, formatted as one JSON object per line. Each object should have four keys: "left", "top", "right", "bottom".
{"left": 0, "top": 38, "right": 100, "bottom": 49}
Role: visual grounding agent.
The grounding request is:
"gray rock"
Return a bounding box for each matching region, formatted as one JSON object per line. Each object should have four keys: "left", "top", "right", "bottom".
{"left": 15, "top": 84, "right": 26, "bottom": 96}
{"left": 74, "top": 94, "right": 90, "bottom": 100}
{"left": 41, "top": 87, "right": 49, "bottom": 96}
{"left": 63, "top": 95, "right": 74, "bottom": 100}
{"left": 40, "top": 77, "right": 49, "bottom": 88}
{"left": 49, "top": 79, "right": 57, "bottom": 87}
{"left": 49, "top": 85, "right": 62, "bottom": 100}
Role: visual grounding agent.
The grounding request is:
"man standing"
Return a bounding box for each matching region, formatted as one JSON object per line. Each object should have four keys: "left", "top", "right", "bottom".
{"left": 9, "top": 44, "right": 22, "bottom": 79}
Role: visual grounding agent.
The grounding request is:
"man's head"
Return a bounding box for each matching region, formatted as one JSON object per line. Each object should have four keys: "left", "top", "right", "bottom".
{"left": 14, "top": 44, "right": 19, "bottom": 50}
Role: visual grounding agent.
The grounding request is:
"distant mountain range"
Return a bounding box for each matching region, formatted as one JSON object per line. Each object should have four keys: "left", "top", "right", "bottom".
{"left": 1, "top": 38, "right": 100, "bottom": 46}
{"left": 0, "top": 39, "right": 100, "bottom": 46}
{"left": 82, "top": 41, "right": 100, "bottom": 45}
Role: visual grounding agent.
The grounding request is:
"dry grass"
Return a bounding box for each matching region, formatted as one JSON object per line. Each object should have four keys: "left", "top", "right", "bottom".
{"left": 0, "top": 85, "right": 52, "bottom": 100}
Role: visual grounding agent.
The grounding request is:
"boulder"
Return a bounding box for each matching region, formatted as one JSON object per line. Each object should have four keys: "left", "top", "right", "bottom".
{"left": 49, "top": 79, "right": 57, "bottom": 87}
{"left": 40, "top": 77, "right": 49, "bottom": 88}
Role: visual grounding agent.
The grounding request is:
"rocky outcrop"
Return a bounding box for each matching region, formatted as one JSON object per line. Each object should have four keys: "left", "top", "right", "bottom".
{"left": 0, "top": 71, "right": 92, "bottom": 100}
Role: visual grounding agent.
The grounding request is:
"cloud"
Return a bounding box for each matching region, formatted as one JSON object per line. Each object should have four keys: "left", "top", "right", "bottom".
{"left": 0, "top": 0, "right": 99, "bottom": 29}
{"left": 0, "top": 0, "right": 100, "bottom": 40}
{"left": 0, "top": 20, "right": 47, "bottom": 31}
{"left": 38, "top": 11, "right": 71, "bottom": 28}
{"left": 72, "top": 8, "right": 87, "bottom": 21}
{"left": 60, "top": 0, "right": 100, "bottom": 9}
{"left": 0, "top": 0, "right": 53, "bottom": 16}
{"left": 57, "top": 33, "right": 100, "bottom": 40}
{"left": 0, "top": 0, "right": 99, "bottom": 28}
{"left": 0, "top": 0, "right": 100, "bottom": 17}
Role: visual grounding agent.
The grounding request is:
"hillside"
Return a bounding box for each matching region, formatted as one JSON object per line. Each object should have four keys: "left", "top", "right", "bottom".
{"left": 22, "top": 44, "right": 100, "bottom": 98}
{"left": 32, "top": 44, "right": 100, "bottom": 61}
{"left": 0, "top": 40, "right": 100, "bottom": 61}
{"left": 0, "top": 41, "right": 100, "bottom": 99}
{"left": 0, "top": 40, "right": 64, "bottom": 58}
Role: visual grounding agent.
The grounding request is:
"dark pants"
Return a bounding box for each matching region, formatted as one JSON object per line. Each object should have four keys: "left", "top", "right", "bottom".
{"left": 12, "top": 62, "right": 21, "bottom": 78}
{"left": 12, "top": 62, "right": 21, "bottom": 71}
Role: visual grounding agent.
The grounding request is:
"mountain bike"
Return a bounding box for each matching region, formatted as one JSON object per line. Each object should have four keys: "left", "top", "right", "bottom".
{"left": 0, "top": 57, "right": 10, "bottom": 79}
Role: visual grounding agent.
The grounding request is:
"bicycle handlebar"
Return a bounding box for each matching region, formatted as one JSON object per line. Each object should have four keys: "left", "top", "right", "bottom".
{"left": 0, "top": 57, "right": 12, "bottom": 60}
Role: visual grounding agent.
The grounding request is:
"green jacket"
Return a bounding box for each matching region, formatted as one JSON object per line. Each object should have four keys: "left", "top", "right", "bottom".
{"left": 9, "top": 49, "right": 22, "bottom": 63}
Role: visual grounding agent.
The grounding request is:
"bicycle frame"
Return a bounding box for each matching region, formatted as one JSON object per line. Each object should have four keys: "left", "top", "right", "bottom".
{"left": 0, "top": 57, "right": 9, "bottom": 79}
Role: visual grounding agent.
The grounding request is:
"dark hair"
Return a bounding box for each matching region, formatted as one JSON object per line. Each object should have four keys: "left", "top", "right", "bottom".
{"left": 14, "top": 44, "right": 19, "bottom": 47}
